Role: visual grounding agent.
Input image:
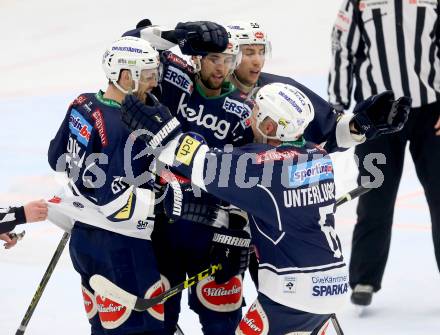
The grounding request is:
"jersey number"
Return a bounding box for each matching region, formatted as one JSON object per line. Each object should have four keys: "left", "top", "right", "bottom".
{"left": 318, "top": 205, "right": 342, "bottom": 258}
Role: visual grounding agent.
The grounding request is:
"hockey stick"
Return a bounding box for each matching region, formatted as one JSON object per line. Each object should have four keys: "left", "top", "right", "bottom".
{"left": 15, "top": 231, "right": 70, "bottom": 335}
{"left": 89, "top": 183, "right": 373, "bottom": 312}
{"left": 90, "top": 263, "right": 222, "bottom": 312}
{"left": 335, "top": 182, "right": 372, "bottom": 207}
{"left": 330, "top": 313, "right": 344, "bottom": 335}
{"left": 175, "top": 324, "right": 185, "bottom": 335}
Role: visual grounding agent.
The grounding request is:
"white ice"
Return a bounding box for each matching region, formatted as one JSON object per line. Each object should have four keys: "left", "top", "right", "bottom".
{"left": 0, "top": 1, "right": 438, "bottom": 334}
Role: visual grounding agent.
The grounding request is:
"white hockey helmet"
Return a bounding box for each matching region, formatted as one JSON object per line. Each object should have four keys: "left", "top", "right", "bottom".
{"left": 224, "top": 27, "right": 241, "bottom": 56}
{"left": 224, "top": 27, "right": 242, "bottom": 69}
{"left": 226, "top": 21, "right": 272, "bottom": 57}
{"left": 252, "top": 83, "right": 315, "bottom": 141}
{"left": 102, "top": 36, "right": 160, "bottom": 94}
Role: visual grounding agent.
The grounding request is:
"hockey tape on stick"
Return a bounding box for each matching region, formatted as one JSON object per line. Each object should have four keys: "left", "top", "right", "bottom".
{"left": 335, "top": 182, "right": 373, "bottom": 208}
{"left": 88, "top": 184, "right": 372, "bottom": 312}
{"left": 89, "top": 275, "right": 138, "bottom": 309}
{"left": 15, "top": 231, "right": 70, "bottom": 335}
{"left": 90, "top": 263, "right": 222, "bottom": 312}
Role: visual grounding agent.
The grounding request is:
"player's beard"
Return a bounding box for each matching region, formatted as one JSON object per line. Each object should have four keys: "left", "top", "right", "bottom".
{"left": 200, "top": 73, "right": 224, "bottom": 90}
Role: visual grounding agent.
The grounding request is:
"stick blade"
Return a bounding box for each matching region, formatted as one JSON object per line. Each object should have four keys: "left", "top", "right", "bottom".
{"left": 89, "top": 275, "right": 137, "bottom": 310}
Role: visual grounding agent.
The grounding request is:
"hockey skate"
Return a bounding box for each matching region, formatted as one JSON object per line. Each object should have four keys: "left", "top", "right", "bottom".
{"left": 351, "top": 284, "right": 374, "bottom": 306}
{"left": 351, "top": 284, "right": 373, "bottom": 316}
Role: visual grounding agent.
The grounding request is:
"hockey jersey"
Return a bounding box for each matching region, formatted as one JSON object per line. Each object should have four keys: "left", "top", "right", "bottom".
{"left": 123, "top": 26, "right": 357, "bottom": 150}
{"left": 123, "top": 28, "right": 355, "bottom": 227}
{"left": 156, "top": 51, "right": 254, "bottom": 147}
{"left": 152, "top": 52, "right": 254, "bottom": 227}
{"left": 159, "top": 135, "right": 348, "bottom": 314}
{"left": 48, "top": 92, "right": 156, "bottom": 239}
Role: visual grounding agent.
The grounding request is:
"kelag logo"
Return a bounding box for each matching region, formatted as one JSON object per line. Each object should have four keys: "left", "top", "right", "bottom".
{"left": 69, "top": 109, "right": 92, "bottom": 146}
{"left": 288, "top": 158, "right": 333, "bottom": 187}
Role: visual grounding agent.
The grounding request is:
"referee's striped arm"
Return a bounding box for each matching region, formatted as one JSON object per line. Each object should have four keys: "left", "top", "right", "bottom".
{"left": 0, "top": 206, "right": 26, "bottom": 234}
{"left": 329, "top": 0, "right": 440, "bottom": 109}
{"left": 328, "top": 0, "right": 361, "bottom": 110}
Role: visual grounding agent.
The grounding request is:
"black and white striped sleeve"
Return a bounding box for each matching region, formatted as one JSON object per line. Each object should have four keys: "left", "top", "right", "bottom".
{"left": 328, "top": 0, "right": 361, "bottom": 110}
{"left": 0, "top": 206, "right": 26, "bottom": 234}
{"left": 437, "top": 3, "right": 440, "bottom": 62}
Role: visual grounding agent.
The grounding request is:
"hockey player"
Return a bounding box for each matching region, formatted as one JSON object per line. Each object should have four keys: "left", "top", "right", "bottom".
{"left": 0, "top": 200, "right": 48, "bottom": 248}
{"left": 123, "top": 23, "right": 254, "bottom": 335}
{"left": 119, "top": 82, "right": 411, "bottom": 334}
{"left": 123, "top": 20, "right": 409, "bottom": 335}
{"left": 47, "top": 36, "right": 165, "bottom": 335}
{"left": 226, "top": 20, "right": 412, "bottom": 286}
{"left": 227, "top": 20, "right": 365, "bottom": 151}
{"left": 47, "top": 29, "right": 225, "bottom": 334}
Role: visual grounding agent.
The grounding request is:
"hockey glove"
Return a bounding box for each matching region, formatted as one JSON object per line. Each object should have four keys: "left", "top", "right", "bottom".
{"left": 136, "top": 18, "right": 152, "bottom": 29}
{"left": 169, "top": 21, "right": 228, "bottom": 56}
{"left": 163, "top": 182, "right": 222, "bottom": 224}
{"left": 210, "top": 227, "right": 251, "bottom": 284}
{"left": 228, "top": 206, "right": 249, "bottom": 230}
{"left": 352, "top": 91, "right": 411, "bottom": 140}
{"left": 121, "top": 94, "right": 182, "bottom": 149}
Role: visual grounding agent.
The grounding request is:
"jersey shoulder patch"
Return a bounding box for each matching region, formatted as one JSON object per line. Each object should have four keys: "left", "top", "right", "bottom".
{"left": 69, "top": 108, "right": 93, "bottom": 146}
{"left": 222, "top": 96, "right": 252, "bottom": 128}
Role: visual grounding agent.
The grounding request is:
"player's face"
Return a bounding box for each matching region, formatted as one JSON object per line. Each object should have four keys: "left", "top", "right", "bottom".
{"left": 136, "top": 68, "right": 159, "bottom": 101}
{"left": 200, "top": 53, "right": 235, "bottom": 90}
{"left": 234, "top": 45, "right": 265, "bottom": 86}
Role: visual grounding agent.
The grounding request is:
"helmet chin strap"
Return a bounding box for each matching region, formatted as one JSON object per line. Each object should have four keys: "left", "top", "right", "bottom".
{"left": 231, "top": 72, "right": 255, "bottom": 94}
{"left": 113, "top": 80, "right": 138, "bottom": 95}
{"left": 191, "top": 56, "right": 202, "bottom": 73}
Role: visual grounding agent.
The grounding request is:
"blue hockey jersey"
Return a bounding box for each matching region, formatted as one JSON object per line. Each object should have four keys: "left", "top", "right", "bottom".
{"left": 156, "top": 51, "right": 254, "bottom": 147}
{"left": 159, "top": 135, "right": 348, "bottom": 314}
{"left": 123, "top": 29, "right": 358, "bottom": 229}
{"left": 123, "top": 26, "right": 358, "bottom": 151}
{"left": 48, "top": 92, "right": 156, "bottom": 239}
{"left": 151, "top": 52, "right": 255, "bottom": 227}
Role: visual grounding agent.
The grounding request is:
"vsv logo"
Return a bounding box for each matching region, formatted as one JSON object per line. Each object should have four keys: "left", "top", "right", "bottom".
{"left": 69, "top": 109, "right": 92, "bottom": 146}
{"left": 177, "top": 94, "right": 231, "bottom": 140}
